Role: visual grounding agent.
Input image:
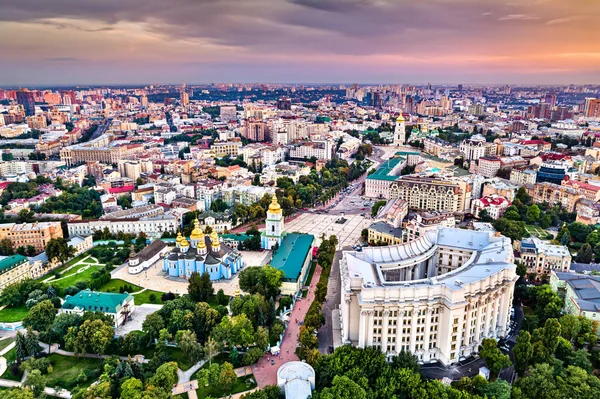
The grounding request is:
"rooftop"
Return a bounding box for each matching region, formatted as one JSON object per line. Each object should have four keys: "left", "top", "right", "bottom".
{"left": 368, "top": 221, "right": 403, "bottom": 238}
{"left": 366, "top": 157, "right": 405, "bottom": 181}
{"left": 270, "top": 233, "right": 314, "bottom": 281}
{"left": 554, "top": 272, "right": 600, "bottom": 312}
{"left": 62, "top": 289, "right": 132, "bottom": 313}
{"left": 0, "top": 254, "right": 28, "bottom": 275}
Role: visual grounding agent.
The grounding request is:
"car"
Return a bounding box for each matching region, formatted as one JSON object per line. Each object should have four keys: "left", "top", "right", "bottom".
{"left": 360, "top": 213, "right": 365, "bottom": 216}
{"left": 271, "top": 359, "right": 275, "bottom": 365}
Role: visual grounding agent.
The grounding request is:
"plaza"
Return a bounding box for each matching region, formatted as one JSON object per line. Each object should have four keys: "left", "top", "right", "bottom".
{"left": 284, "top": 212, "right": 370, "bottom": 248}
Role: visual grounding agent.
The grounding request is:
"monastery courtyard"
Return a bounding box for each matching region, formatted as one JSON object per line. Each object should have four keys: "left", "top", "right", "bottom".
{"left": 112, "top": 249, "right": 271, "bottom": 296}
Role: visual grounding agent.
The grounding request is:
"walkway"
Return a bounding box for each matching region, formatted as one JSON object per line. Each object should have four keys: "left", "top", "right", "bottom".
{"left": 252, "top": 265, "right": 322, "bottom": 387}
{"left": 39, "top": 342, "right": 148, "bottom": 363}
{"left": 177, "top": 360, "right": 206, "bottom": 384}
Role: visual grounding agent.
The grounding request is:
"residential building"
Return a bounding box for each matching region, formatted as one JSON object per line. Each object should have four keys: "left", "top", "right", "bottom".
{"left": 576, "top": 199, "right": 600, "bottom": 225}
{"left": 471, "top": 195, "right": 510, "bottom": 219}
{"left": 0, "top": 222, "right": 63, "bottom": 254}
{"left": 288, "top": 140, "right": 333, "bottom": 161}
{"left": 60, "top": 290, "right": 135, "bottom": 328}
{"left": 220, "top": 105, "right": 237, "bottom": 122}
{"left": 389, "top": 175, "right": 471, "bottom": 212}
{"left": 367, "top": 222, "right": 403, "bottom": 245}
{"left": 550, "top": 272, "right": 600, "bottom": 333}
{"left": 197, "top": 211, "right": 233, "bottom": 233}
{"left": 0, "top": 255, "right": 43, "bottom": 293}
{"left": 510, "top": 167, "right": 537, "bottom": 186}
{"left": 460, "top": 135, "right": 496, "bottom": 161}
{"left": 340, "top": 228, "right": 517, "bottom": 364}
{"left": 244, "top": 118, "right": 266, "bottom": 141}
{"left": 518, "top": 237, "right": 571, "bottom": 278}
{"left": 402, "top": 211, "right": 456, "bottom": 243}
{"left": 211, "top": 141, "right": 242, "bottom": 158}
{"left": 16, "top": 89, "right": 35, "bottom": 116}
{"left": 196, "top": 179, "right": 224, "bottom": 210}
{"left": 100, "top": 205, "right": 165, "bottom": 220}
{"left": 364, "top": 157, "right": 406, "bottom": 198}
{"left": 222, "top": 186, "right": 275, "bottom": 206}
{"left": 529, "top": 182, "right": 583, "bottom": 212}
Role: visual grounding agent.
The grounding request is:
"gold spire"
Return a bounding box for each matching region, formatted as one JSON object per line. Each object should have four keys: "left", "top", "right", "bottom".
{"left": 190, "top": 219, "right": 204, "bottom": 241}
{"left": 210, "top": 230, "right": 219, "bottom": 246}
{"left": 268, "top": 196, "right": 282, "bottom": 214}
{"left": 396, "top": 113, "right": 405, "bottom": 122}
{"left": 176, "top": 231, "right": 183, "bottom": 244}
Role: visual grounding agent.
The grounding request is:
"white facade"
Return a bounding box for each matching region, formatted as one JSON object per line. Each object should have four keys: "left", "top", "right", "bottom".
{"left": 393, "top": 116, "right": 406, "bottom": 146}
{"left": 340, "top": 228, "right": 517, "bottom": 364}
{"left": 68, "top": 215, "right": 178, "bottom": 237}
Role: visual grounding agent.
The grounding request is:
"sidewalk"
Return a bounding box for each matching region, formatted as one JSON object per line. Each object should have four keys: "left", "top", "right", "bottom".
{"left": 252, "top": 265, "right": 322, "bottom": 387}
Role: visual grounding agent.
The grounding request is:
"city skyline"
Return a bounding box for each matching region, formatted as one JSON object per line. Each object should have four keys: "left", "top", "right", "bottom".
{"left": 1, "top": 0, "right": 599, "bottom": 85}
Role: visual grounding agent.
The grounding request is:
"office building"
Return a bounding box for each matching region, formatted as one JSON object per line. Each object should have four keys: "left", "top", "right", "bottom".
{"left": 340, "top": 228, "right": 517, "bottom": 364}
{"left": 0, "top": 255, "right": 44, "bottom": 293}
{"left": 0, "top": 222, "right": 63, "bottom": 254}
{"left": 16, "top": 89, "right": 36, "bottom": 116}
{"left": 518, "top": 237, "right": 571, "bottom": 279}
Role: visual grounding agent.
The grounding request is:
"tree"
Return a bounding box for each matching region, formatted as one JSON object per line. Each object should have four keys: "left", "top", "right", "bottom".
{"left": 120, "top": 377, "right": 143, "bottom": 399}
{"left": 188, "top": 272, "right": 214, "bottom": 302}
{"left": 526, "top": 204, "right": 541, "bottom": 223}
{"left": 216, "top": 289, "right": 227, "bottom": 306}
{"left": 211, "top": 314, "right": 255, "bottom": 349}
{"left": 45, "top": 238, "right": 76, "bottom": 266}
{"left": 390, "top": 350, "right": 420, "bottom": 374}
{"left": 23, "top": 299, "right": 57, "bottom": 333}
{"left": 516, "top": 187, "right": 531, "bottom": 205}
{"left": 516, "top": 261, "right": 527, "bottom": 278}
{"left": 238, "top": 265, "right": 283, "bottom": 298}
{"left": 148, "top": 361, "right": 178, "bottom": 391}
{"left": 575, "top": 243, "right": 593, "bottom": 263}
{"left": 0, "top": 238, "right": 14, "bottom": 255}
{"left": 559, "top": 314, "right": 581, "bottom": 342}
{"left": 176, "top": 329, "right": 203, "bottom": 363}
{"left": 314, "top": 375, "right": 367, "bottom": 399}
{"left": 142, "top": 312, "right": 165, "bottom": 343}
{"left": 23, "top": 369, "right": 46, "bottom": 397}
{"left": 478, "top": 379, "right": 510, "bottom": 399}
{"left": 69, "top": 319, "right": 114, "bottom": 355}
{"left": 192, "top": 302, "right": 220, "bottom": 343}
{"left": 478, "top": 338, "right": 510, "bottom": 377}
{"left": 204, "top": 336, "right": 220, "bottom": 366}
{"left": 219, "top": 362, "right": 237, "bottom": 390}
{"left": 513, "top": 330, "right": 533, "bottom": 374}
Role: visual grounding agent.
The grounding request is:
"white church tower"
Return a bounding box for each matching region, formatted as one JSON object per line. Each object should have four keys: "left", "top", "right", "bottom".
{"left": 393, "top": 114, "right": 406, "bottom": 146}
{"left": 261, "top": 196, "right": 285, "bottom": 250}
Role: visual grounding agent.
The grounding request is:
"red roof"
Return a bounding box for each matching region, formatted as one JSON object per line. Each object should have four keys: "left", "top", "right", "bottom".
{"left": 479, "top": 196, "right": 510, "bottom": 207}
{"left": 563, "top": 180, "right": 600, "bottom": 193}
{"left": 520, "top": 140, "right": 549, "bottom": 145}
{"left": 108, "top": 185, "right": 135, "bottom": 194}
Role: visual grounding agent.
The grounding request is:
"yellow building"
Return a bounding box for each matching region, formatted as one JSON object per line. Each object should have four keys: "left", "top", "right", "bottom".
{"left": 0, "top": 255, "right": 43, "bottom": 293}
{"left": 367, "top": 222, "right": 403, "bottom": 245}
{"left": 0, "top": 222, "right": 63, "bottom": 254}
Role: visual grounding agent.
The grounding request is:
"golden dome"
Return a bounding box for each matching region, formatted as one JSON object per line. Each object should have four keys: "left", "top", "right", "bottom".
{"left": 210, "top": 231, "right": 219, "bottom": 245}
{"left": 176, "top": 231, "right": 183, "bottom": 244}
{"left": 268, "top": 196, "right": 282, "bottom": 214}
{"left": 190, "top": 219, "right": 204, "bottom": 241}
{"left": 396, "top": 114, "right": 405, "bottom": 122}
{"left": 179, "top": 237, "right": 189, "bottom": 247}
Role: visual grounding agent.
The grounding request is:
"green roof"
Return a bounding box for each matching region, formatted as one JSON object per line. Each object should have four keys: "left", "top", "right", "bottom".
{"left": 62, "top": 290, "right": 132, "bottom": 313}
{"left": 270, "top": 233, "right": 314, "bottom": 282}
{"left": 396, "top": 151, "right": 420, "bottom": 156}
{"left": 221, "top": 234, "right": 252, "bottom": 242}
{"left": 0, "top": 255, "right": 28, "bottom": 275}
{"left": 366, "top": 157, "right": 404, "bottom": 181}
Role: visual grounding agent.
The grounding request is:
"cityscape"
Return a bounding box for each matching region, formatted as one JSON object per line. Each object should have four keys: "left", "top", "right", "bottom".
{"left": 1, "top": 2, "right": 600, "bottom": 399}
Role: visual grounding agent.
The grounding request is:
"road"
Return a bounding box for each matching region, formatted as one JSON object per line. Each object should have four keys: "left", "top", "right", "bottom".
{"left": 317, "top": 248, "right": 344, "bottom": 353}
{"left": 91, "top": 117, "right": 113, "bottom": 141}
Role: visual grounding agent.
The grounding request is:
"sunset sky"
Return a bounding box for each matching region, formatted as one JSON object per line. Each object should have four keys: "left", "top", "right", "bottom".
{"left": 1, "top": 0, "right": 599, "bottom": 86}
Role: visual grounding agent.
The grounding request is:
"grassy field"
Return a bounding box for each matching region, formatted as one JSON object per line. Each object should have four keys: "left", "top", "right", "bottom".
{"left": 525, "top": 225, "right": 552, "bottom": 240}
{"left": 36, "top": 253, "right": 95, "bottom": 282}
{"left": 0, "top": 336, "right": 15, "bottom": 352}
{"left": 50, "top": 265, "right": 103, "bottom": 291}
{"left": 0, "top": 305, "right": 29, "bottom": 323}
{"left": 95, "top": 278, "right": 165, "bottom": 305}
{"left": 304, "top": 261, "right": 317, "bottom": 286}
{"left": 196, "top": 375, "right": 257, "bottom": 399}
{"left": 1, "top": 348, "right": 22, "bottom": 381}
{"left": 45, "top": 354, "right": 104, "bottom": 390}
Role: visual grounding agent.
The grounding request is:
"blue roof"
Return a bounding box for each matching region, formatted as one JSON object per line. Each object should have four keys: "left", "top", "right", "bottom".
{"left": 270, "top": 234, "right": 314, "bottom": 281}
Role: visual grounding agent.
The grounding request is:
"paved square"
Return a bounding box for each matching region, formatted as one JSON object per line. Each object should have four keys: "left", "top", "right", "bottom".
{"left": 284, "top": 213, "right": 370, "bottom": 249}
{"left": 115, "top": 303, "right": 161, "bottom": 336}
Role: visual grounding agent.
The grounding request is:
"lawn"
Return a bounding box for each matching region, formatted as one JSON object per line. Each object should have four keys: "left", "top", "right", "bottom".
{"left": 45, "top": 354, "right": 104, "bottom": 390}
{"left": 49, "top": 265, "right": 103, "bottom": 291}
{"left": 0, "top": 336, "right": 15, "bottom": 352}
{"left": 36, "top": 253, "right": 94, "bottom": 282}
{"left": 525, "top": 225, "right": 552, "bottom": 240}
{"left": 132, "top": 289, "right": 165, "bottom": 305}
{"left": 196, "top": 375, "right": 257, "bottom": 399}
{"left": 1, "top": 348, "right": 22, "bottom": 381}
{"left": 0, "top": 305, "right": 29, "bottom": 323}
{"left": 97, "top": 278, "right": 142, "bottom": 294}
{"left": 304, "top": 261, "right": 317, "bottom": 286}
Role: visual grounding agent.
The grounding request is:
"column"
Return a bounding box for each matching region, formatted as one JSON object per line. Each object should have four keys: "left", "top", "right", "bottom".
{"left": 409, "top": 308, "right": 418, "bottom": 353}
{"left": 367, "top": 311, "right": 374, "bottom": 347}
{"left": 498, "top": 289, "right": 511, "bottom": 337}
{"left": 484, "top": 297, "right": 492, "bottom": 338}
{"left": 464, "top": 303, "right": 472, "bottom": 348}
{"left": 491, "top": 294, "right": 500, "bottom": 338}
{"left": 343, "top": 298, "right": 352, "bottom": 343}
{"left": 423, "top": 307, "right": 432, "bottom": 358}
{"left": 381, "top": 310, "right": 390, "bottom": 353}
{"left": 474, "top": 300, "right": 483, "bottom": 345}
{"left": 396, "top": 308, "right": 404, "bottom": 353}
{"left": 358, "top": 311, "right": 366, "bottom": 347}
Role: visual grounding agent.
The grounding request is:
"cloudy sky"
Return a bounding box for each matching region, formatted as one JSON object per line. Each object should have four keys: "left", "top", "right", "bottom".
{"left": 1, "top": 0, "right": 599, "bottom": 85}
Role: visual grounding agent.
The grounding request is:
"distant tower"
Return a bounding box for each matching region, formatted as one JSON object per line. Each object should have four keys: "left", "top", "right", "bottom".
{"left": 393, "top": 114, "right": 406, "bottom": 146}
{"left": 261, "top": 196, "right": 285, "bottom": 250}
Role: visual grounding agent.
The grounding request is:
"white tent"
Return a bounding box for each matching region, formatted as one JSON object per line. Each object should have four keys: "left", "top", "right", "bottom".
{"left": 270, "top": 346, "right": 280, "bottom": 355}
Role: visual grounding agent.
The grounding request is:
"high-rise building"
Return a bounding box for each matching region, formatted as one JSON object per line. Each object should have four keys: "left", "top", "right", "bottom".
{"left": 277, "top": 98, "right": 292, "bottom": 111}
{"left": 16, "top": 89, "right": 35, "bottom": 116}
{"left": 244, "top": 118, "right": 266, "bottom": 141}
{"left": 544, "top": 93, "right": 557, "bottom": 108}
{"left": 584, "top": 98, "right": 600, "bottom": 118}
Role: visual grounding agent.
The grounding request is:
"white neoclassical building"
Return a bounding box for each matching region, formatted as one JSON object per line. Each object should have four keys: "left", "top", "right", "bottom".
{"left": 339, "top": 227, "right": 517, "bottom": 365}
